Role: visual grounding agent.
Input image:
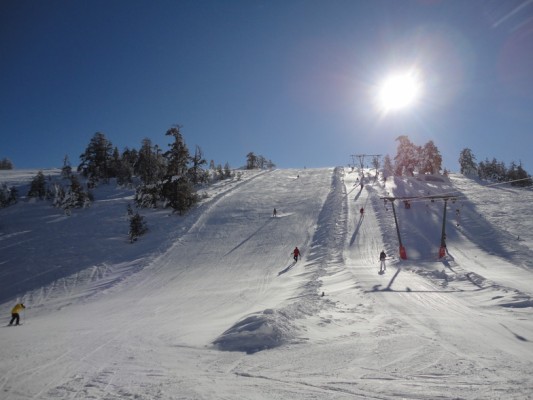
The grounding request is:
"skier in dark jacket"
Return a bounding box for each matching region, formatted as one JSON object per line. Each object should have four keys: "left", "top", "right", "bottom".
{"left": 379, "top": 250, "right": 387, "bottom": 272}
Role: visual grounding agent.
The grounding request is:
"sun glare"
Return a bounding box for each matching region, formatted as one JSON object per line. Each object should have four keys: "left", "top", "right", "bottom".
{"left": 377, "top": 70, "right": 422, "bottom": 113}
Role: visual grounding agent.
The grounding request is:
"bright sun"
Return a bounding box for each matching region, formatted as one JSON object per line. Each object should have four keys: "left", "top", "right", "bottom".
{"left": 377, "top": 70, "right": 422, "bottom": 112}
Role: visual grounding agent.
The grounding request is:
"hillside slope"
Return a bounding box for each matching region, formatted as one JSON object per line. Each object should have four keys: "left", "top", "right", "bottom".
{"left": 1, "top": 167, "right": 532, "bottom": 399}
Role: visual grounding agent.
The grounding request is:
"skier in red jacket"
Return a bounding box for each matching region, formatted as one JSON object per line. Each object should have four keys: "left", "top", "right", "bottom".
{"left": 292, "top": 247, "right": 301, "bottom": 262}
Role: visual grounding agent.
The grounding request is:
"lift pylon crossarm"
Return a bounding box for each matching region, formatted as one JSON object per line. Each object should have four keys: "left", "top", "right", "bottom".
{"left": 350, "top": 154, "right": 382, "bottom": 169}
{"left": 380, "top": 195, "right": 457, "bottom": 202}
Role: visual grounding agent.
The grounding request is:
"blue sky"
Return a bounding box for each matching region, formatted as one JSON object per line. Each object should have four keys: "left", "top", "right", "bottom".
{"left": 1, "top": 0, "right": 532, "bottom": 172}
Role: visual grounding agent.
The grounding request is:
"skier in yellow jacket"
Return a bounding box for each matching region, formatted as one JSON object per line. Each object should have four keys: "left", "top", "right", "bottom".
{"left": 9, "top": 303, "right": 25, "bottom": 326}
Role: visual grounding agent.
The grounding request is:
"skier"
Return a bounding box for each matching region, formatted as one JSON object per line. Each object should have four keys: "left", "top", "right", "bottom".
{"left": 360, "top": 207, "right": 364, "bottom": 216}
{"left": 273, "top": 208, "right": 277, "bottom": 217}
{"left": 292, "top": 246, "right": 301, "bottom": 262}
{"left": 379, "top": 250, "right": 387, "bottom": 272}
{"left": 9, "top": 303, "right": 25, "bottom": 326}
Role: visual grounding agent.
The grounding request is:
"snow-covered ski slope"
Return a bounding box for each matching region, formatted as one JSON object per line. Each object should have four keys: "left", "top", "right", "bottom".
{"left": 1, "top": 167, "right": 532, "bottom": 399}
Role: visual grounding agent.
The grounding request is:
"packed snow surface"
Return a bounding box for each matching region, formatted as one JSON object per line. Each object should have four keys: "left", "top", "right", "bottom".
{"left": 1, "top": 167, "right": 532, "bottom": 399}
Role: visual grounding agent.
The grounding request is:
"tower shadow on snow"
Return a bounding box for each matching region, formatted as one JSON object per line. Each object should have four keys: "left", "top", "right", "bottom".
{"left": 349, "top": 214, "right": 364, "bottom": 247}
{"left": 367, "top": 267, "right": 403, "bottom": 292}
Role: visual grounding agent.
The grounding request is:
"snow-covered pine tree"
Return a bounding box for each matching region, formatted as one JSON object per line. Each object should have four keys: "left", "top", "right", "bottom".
{"left": 394, "top": 135, "right": 420, "bottom": 176}
{"left": 223, "top": 162, "right": 232, "bottom": 179}
{"left": 61, "top": 155, "right": 72, "bottom": 180}
{"left": 419, "top": 140, "right": 442, "bottom": 174}
{"left": 458, "top": 148, "right": 477, "bottom": 176}
{"left": 383, "top": 155, "right": 393, "bottom": 178}
{"left": 134, "top": 184, "right": 160, "bottom": 208}
{"left": 161, "top": 177, "right": 198, "bottom": 215}
{"left": 216, "top": 164, "right": 224, "bottom": 181}
{"left": 0, "top": 184, "right": 17, "bottom": 208}
{"left": 371, "top": 156, "right": 381, "bottom": 178}
{"left": 246, "top": 152, "right": 257, "bottom": 169}
{"left": 56, "top": 175, "right": 91, "bottom": 213}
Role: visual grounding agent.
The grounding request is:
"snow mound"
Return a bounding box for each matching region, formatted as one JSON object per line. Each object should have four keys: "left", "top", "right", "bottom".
{"left": 213, "top": 308, "right": 296, "bottom": 354}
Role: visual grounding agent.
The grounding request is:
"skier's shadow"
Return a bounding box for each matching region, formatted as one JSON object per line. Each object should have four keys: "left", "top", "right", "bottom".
{"left": 278, "top": 261, "right": 297, "bottom": 276}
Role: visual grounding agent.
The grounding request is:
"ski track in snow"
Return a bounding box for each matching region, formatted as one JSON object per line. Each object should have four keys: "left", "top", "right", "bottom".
{"left": 1, "top": 167, "right": 532, "bottom": 399}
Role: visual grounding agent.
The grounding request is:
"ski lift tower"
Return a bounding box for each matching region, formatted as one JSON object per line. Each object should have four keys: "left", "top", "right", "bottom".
{"left": 381, "top": 194, "right": 457, "bottom": 260}
{"left": 380, "top": 196, "right": 408, "bottom": 260}
{"left": 351, "top": 154, "right": 382, "bottom": 170}
{"left": 351, "top": 154, "right": 382, "bottom": 176}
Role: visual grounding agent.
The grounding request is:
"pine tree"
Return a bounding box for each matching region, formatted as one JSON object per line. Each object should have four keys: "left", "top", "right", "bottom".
{"left": 129, "top": 212, "right": 148, "bottom": 243}
{"left": 383, "top": 155, "right": 393, "bottom": 178}
{"left": 266, "top": 159, "right": 276, "bottom": 170}
{"left": 459, "top": 148, "right": 477, "bottom": 175}
{"left": 78, "top": 132, "right": 114, "bottom": 183}
{"left": 216, "top": 164, "right": 224, "bottom": 180}
{"left": 161, "top": 177, "right": 198, "bottom": 214}
{"left": 394, "top": 136, "right": 419, "bottom": 176}
{"left": 61, "top": 155, "right": 72, "bottom": 180}
{"left": 246, "top": 152, "right": 257, "bottom": 169}
{"left": 109, "top": 147, "right": 122, "bottom": 179}
{"left": 134, "top": 184, "right": 160, "bottom": 208}
{"left": 0, "top": 158, "right": 14, "bottom": 170}
{"left": 161, "top": 126, "right": 199, "bottom": 213}
{"left": 419, "top": 140, "right": 442, "bottom": 174}
{"left": 508, "top": 161, "right": 532, "bottom": 186}
{"left": 54, "top": 175, "right": 91, "bottom": 213}
{"left": 27, "top": 171, "right": 47, "bottom": 199}
{"left": 188, "top": 145, "right": 207, "bottom": 185}
{"left": 164, "top": 126, "right": 190, "bottom": 179}
{"left": 256, "top": 155, "right": 266, "bottom": 169}
{"left": 0, "top": 184, "right": 17, "bottom": 208}
{"left": 122, "top": 147, "right": 139, "bottom": 175}
{"left": 115, "top": 156, "right": 133, "bottom": 186}
{"left": 136, "top": 138, "right": 160, "bottom": 185}
{"left": 371, "top": 156, "right": 381, "bottom": 178}
{"left": 223, "top": 162, "right": 232, "bottom": 179}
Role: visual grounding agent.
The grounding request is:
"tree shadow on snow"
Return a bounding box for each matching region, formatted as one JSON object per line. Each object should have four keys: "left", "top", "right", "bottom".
{"left": 500, "top": 323, "right": 529, "bottom": 342}
{"left": 223, "top": 218, "right": 273, "bottom": 257}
